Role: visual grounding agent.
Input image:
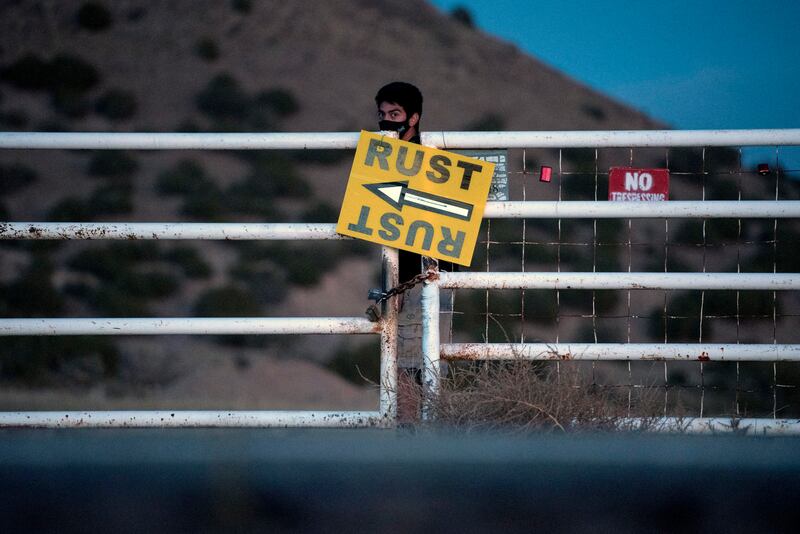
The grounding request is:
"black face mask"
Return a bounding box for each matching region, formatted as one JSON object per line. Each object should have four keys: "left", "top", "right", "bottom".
{"left": 379, "top": 119, "right": 409, "bottom": 136}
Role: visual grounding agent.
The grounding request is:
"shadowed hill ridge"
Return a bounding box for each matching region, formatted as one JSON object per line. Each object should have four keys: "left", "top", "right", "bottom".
{"left": 0, "top": 0, "right": 664, "bottom": 133}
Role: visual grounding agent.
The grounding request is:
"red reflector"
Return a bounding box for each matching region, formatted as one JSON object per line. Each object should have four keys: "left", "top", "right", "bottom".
{"left": 539, "top": 165, "right": 552, "bottom": 182}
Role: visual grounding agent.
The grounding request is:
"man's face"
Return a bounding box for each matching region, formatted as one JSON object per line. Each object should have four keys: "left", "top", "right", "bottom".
{"left": 377, "top": 101, "right": 408, "bottom": 123}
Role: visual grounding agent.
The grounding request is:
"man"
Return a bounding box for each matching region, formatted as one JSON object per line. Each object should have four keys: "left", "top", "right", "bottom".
{"left": 375, "top": 81, "right": 449, "bottom": 422}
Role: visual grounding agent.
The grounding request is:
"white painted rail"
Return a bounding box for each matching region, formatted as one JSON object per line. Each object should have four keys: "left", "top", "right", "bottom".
{"left": 483, "top": 201, "right": 800, "bottom": 219}
{"left": 3, "top": 129, "right": 800, "bottom": 149}
{"left": 4, "top": 129, "right": 800, "bottom": 431}
{"left": 0, "top": 317, "right": 379, "bottom": 336}
{"left": 0, "top": 410, "right": 386, "bottom": 428}
{"left": 437, "top": 272, "right": 800, "bottom": 290}
{"left": 0, "top": 222, "right": 343, "bottom": 240}
{"left": 440, "top": 343, "right": 800, "bottom": 362}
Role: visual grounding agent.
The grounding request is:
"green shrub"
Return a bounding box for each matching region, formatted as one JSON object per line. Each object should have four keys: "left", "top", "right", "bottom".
{"left": 259, "top": 243, "right": 333, "bottom": 286}
{"left": 50, "top": 54, "right": 100, "bottom": 93}
{"left": 114, "top": 269, "right": 180, "bottom": 299}
{"left": 126, "top": 7, "right": 146, "bottom": 21}
{"left": 0, "top": 55, "right": 52, "bottom": 90}
{"left": 0, "top": 110, "right": 28, "bottom": 128}
{"left": 2, "top": 53, "right": 99, "bottom": 117}
{"left": 194, "top": 285, "right": 262, "bottom": 316}
{"left": 647, "top": 292, "right": 711, "bottom": 342}
{"left": 702, "top": 290, "right": 777, "bottom": 318}
{"left": 195, "top": 74, "right": 301, "bottom": 131}
{"left": 253, "top": 88, "right": 299, "bottom": 117}
{"left": 229, "top": 261, "right": 288, "bottom": 304}
{"left": 47, "top": 197, "right": 95, "bottom": 221}
{"left": 76, "top": 2, "right": 113, "bottom": 31}
{"left": 708, "top": 178, "right": 740, "bottom": 200}
{"left": 69, "top": 242, "right": 161, "bottom": 279}
{"left": 89, "top": 286, "right": 150, "bottom": 316}
{"left": 87, "top": 150, "right": 138, "bottom": 179}
{"left": 181, "top": 189, "right": 228, "bottom": 220}
{"left": 0, "top": 256, "right": 64, "bottom": 317}
{"left": 156, "top": 159, "right": 214, "bottom": 195}
{"left": 0, "top": 163, "right": 37, "bottom": 195}
{"left": 193, "top": 285, "right": 265, "bottom": 346}
{"left": 67, "top": 243, "right": 181, "bottom": 316}
{"left": 559, "top": 289, "right": 619, "bottom": 315}
{"left": 95, "top": 88, "right": 137, "bottom": 121}
{"left": 163, "top": 245, "right": 212, "bottom": 278}
{"left": 327, "top": 339, "right": 381, "bottom": 385}
{"left": 562, "top": 148, "right": 597, "bottom": 173}
{"left": 176, "top": 119, "right": 201, "bottom": 133}
{"left": 674, "top": 219, "right": 740, "bottom": 244}
{"left": 195, "top": 38, "right": 220, "bottom": 61}
{"left": 464, "top": 113, "right": 505, "bottom": 131}
{"left": 450, "top": 6, "right": 474, "bottom": 27}
{"left": 231, "top": 0, "right": 252, "bottom": 13}
{"left": 523, "top": 290, "right": 558, "bottom": 324}
{"left": 581, "top": 104, "right": 607, "bottom": 121}
{"left": 667, "top": 148, "right": 704, "bottom": 173}
{"left": 51, "top": 89, "right": 91, "bottom": 118}
{"left": 89, "top": 183, "right": 134, "bottom": 215}
{"left": 195, "top": 73, "right": 249, "bottom": 121}
{"left": 301, "top": 202, "right": 338, "bottom": 222}
{"left": 230, "top": 173, "right": 310, "bottom": 203}
{"left": 0, "top": 336, "right": 118, "bottom": 384}
{"left": 242, "top": 153, "right": 311, "bottom": 197}
{"left": 36, "top": 119, "right": 71, "bottom": 132}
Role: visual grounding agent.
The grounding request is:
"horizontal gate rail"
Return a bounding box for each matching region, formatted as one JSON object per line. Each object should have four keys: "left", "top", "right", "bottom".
{"left": 3, "top": 200, "right": 800, "bottom": 241}
{"left": 437, "top": 272, "right": 800, "bottom": 290}
{"left": 2, "top": 128, "right": 800, "bottom": 149}
{"left": 0, "top": 317, "right": 379, "bottom": 336}
{"left": 0, "top": 215, "right": 400, "bottom": 428}
{"left": 624, "top": 418, "right": 800, "bottom": 436}
{"left": 0, "top": 222, "right": 343, "bottom": 240}
{"left": 424, "top": 129, "right": 800, "bottom": 149}
{"left": 0, "top": 410, "right": 385, "bottom": 429}
{"left": 483, "top": 201, "right": 800, "bottom": 219}
{"left": 4, "top": 128, "right": 800, "bottom": 431}
{"left": 441, "top": 343, "right": 800, "bottom": 362}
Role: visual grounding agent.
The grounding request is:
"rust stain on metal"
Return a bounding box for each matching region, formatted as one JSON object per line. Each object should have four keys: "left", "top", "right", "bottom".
{"left": 27, "top": 225, "right": 44, "bottom": 238}
{"left": 698, "top": 352, "right": 711, "bottom": 361}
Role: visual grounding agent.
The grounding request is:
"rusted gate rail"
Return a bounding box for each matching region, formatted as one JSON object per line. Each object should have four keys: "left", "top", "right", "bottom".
{"left": 3, "top": 129, "right": 800, "bottom": 432}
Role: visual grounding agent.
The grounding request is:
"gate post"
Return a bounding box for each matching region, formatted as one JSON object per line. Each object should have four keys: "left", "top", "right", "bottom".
{"left": 421, "top": 265, "right": 440, "bottom": 421}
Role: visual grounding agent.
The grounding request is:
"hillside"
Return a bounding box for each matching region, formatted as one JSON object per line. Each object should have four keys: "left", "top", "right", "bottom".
{"left": 2, "top": 1, "right": 796, "bottom": 414}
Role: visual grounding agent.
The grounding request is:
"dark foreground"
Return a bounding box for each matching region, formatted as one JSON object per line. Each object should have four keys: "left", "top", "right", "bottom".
{"left": 1, "top": 428, "right": 799, "bottom": 533}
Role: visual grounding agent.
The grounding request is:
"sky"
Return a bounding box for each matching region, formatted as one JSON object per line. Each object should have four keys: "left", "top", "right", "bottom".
{"left": 428, "top": 0, "right": 800, "bottom": 132}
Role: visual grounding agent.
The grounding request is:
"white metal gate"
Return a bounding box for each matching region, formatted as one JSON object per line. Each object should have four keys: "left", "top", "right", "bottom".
{"left": 2, "top": 129, "right": 800, "bottom": 432}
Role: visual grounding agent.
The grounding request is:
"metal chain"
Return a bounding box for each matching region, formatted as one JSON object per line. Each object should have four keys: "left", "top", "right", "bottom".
{"left": 375, "top": 272, "right": 432, "bottom": 306}
{"left": 365, "top": 270, "right": 438, "bottom": 322}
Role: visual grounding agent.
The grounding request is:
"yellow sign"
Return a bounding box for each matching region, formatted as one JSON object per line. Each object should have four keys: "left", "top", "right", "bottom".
{"left": 336, "top": 131, "right": 495, "bottom": 266}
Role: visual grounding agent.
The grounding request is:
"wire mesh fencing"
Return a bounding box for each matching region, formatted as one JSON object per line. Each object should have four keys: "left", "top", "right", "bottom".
{"left": 443, "top": 145, "right": 800, "bottom": 420}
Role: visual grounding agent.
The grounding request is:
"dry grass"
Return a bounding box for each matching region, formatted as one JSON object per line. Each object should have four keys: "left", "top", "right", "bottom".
{"left": 398, "top": 360, "right": 664, "bottom": 434}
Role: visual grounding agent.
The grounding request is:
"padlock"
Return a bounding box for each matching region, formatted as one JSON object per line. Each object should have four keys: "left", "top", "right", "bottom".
{"left": 365, "top": 303, "right": 381, "bottom": 322}
{"left": 367, "top": 288, "right": 385, "bottom": 301}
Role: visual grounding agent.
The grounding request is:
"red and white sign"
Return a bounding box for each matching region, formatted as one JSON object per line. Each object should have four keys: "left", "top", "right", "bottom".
{"left": 608, "top": 167, "right": 669, "bottom": 201}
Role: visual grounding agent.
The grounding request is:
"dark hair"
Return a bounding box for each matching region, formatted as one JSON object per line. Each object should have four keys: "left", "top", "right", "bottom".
{"left": 375, "top": 81, "right": 423, "bottom": 118}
